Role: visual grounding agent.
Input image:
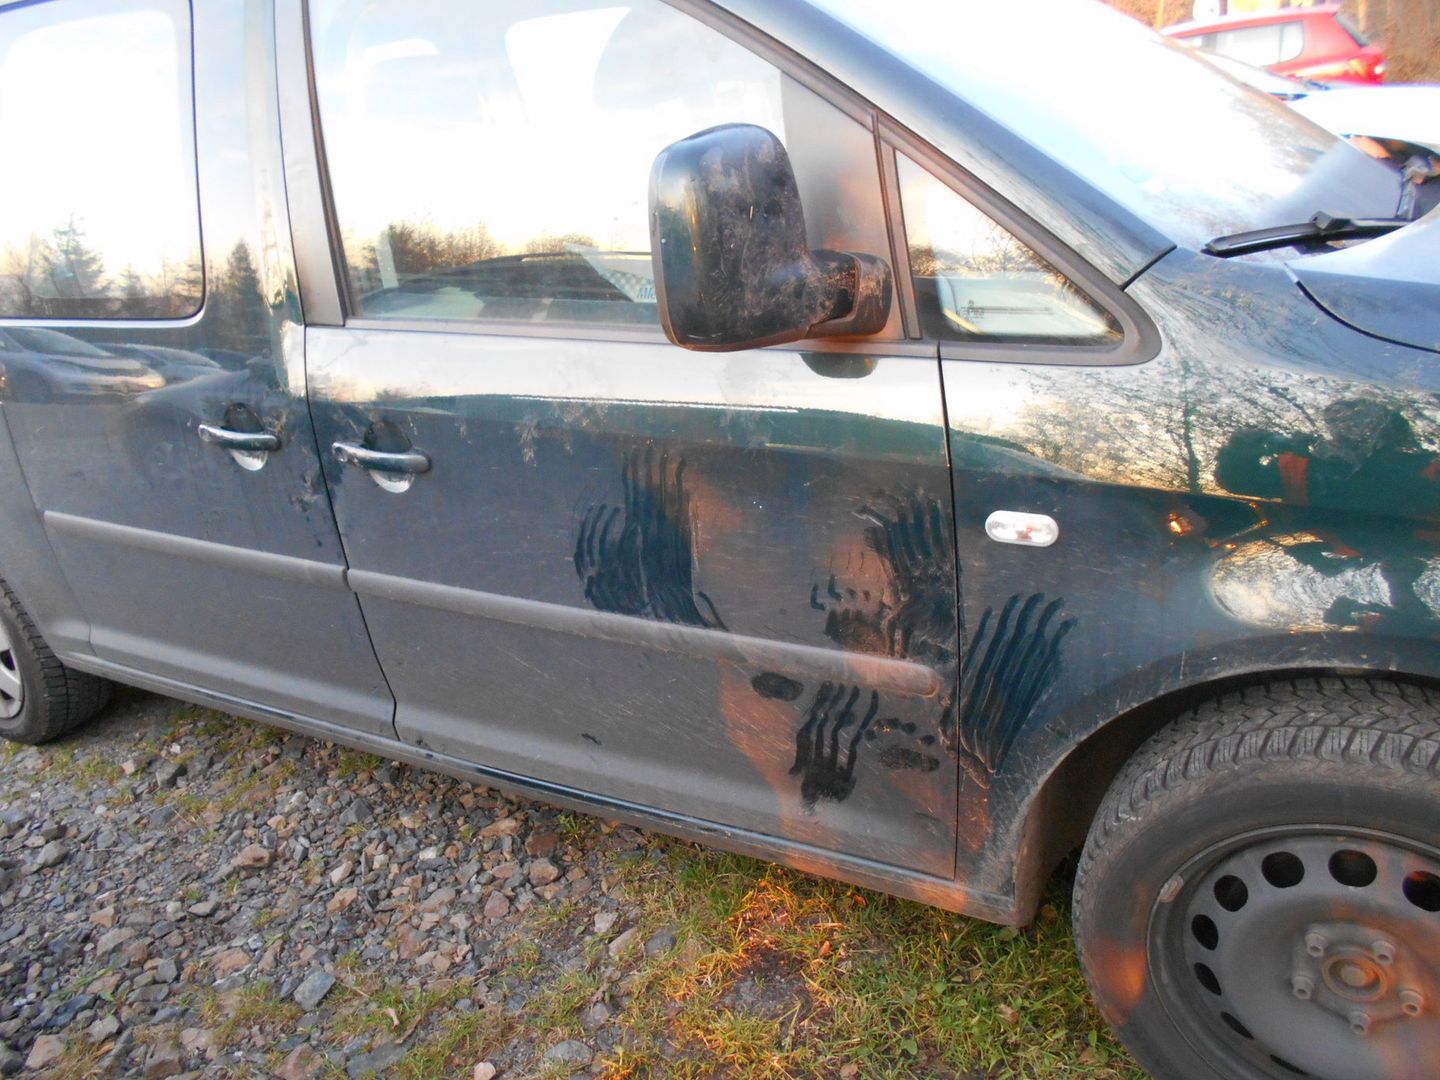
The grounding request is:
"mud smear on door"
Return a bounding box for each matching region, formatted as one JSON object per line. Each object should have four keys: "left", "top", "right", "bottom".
{"left": 574, "top": 443, "right": 727, "bottom": 629}
{"left": 755, "top": 493, "right": 959, "bottom": 809}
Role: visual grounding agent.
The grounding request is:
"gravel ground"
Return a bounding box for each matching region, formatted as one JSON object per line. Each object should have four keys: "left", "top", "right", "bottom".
{"left": 0, "top": 688, "right": 670, "bottom": 1079}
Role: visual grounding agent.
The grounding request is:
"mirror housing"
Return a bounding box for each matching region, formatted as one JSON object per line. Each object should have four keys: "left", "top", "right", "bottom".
{"left": 649, "top": 124, "right": 891, "bottom": 351}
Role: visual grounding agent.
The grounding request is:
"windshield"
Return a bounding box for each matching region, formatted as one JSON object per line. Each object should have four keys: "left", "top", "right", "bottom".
{"left": 811, "top": 0, "right": 1399, "bottom": 248}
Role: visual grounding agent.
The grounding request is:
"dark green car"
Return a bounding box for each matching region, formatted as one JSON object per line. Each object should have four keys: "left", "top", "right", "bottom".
{"left": 0, "top": 0, "right": 1436, "bottom": 1075}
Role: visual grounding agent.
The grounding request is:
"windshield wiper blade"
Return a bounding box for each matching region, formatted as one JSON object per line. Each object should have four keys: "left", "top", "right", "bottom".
{"left": 1203, "top": 211, "right": 1407, "bottom": 258}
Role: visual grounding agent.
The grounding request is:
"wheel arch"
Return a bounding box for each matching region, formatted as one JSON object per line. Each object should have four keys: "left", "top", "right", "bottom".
{"left": 1007, "top": 661, "right": 1440, "bottom": 924}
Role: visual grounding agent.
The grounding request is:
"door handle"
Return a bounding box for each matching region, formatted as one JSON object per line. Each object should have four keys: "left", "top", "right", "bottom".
{"left": 198, "top": 424, "right": 281, "bottom": 453}
{"left": 332, "top": 442, "right": 431, "bottom": 475}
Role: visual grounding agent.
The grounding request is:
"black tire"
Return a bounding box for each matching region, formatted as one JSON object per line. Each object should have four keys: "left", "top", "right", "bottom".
{"left": 0, "top": 578, "right": 112, "bottom": 745}
{"left": 1074, "top": 679, "right": 1440, "bottom": 1080}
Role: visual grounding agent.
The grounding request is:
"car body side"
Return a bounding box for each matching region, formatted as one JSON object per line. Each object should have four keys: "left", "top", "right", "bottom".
{"left": 0, "top": 0, "right": 1436, "bottom": 928}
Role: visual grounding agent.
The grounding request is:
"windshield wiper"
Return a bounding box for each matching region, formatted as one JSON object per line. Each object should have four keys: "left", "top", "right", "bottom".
{"left": 1203, "top": 211, "right": 1407, "bottom": 258}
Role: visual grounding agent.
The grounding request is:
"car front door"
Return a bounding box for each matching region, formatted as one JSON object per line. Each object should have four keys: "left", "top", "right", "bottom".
{"left": 0, "top": 0, "right": 393, "bottom": 733}
{"left": 291, "top": 0, "right": 961, "bottom": 877}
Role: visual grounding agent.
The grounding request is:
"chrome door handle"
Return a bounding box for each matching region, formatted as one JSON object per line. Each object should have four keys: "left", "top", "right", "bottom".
{"left": 198, "top": 424, "right": 281, "bottom": 453}
{"left": 332, "top": 442, "right": 431, "bottom": 475}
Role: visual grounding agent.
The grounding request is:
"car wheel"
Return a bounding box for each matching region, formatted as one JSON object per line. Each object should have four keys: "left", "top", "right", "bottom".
{"left": 0, "top": 579, "right": 112, "bottom": 745}
{"left": 1074, "top": 679, "right": 1440, "bottom": 1080}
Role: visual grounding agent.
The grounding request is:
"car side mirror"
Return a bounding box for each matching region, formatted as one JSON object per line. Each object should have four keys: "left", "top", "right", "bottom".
{"left": 648, "top": 123, "right": 891, "bottom": 351}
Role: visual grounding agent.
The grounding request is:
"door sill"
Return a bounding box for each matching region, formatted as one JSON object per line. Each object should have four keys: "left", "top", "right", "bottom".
{"left": 64, "top": 653, "right": 1019, "bottom": 924}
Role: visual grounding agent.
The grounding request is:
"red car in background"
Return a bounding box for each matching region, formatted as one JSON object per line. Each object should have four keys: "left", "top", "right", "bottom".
{"left": 1165, "top": 4, "right": 1385, "bottom": 84}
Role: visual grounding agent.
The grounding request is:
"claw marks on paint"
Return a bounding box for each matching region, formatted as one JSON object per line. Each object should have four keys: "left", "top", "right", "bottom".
{"left": 812, "top": 494, "right": 959, "bottom": 675}
{"left": 956, "top": 593, "right": 1074, "bottom": 785}
{"left": 785, "top": 682, "right": 944, "bottom": 809}
{"left": 574, "top": 445, "right": 726, "bottom": 629}
{"left": 789, "top": 683, "right": 878, "bottom": 808}
{"left": 766, "top": 494, "right": 958, "bottom": 809}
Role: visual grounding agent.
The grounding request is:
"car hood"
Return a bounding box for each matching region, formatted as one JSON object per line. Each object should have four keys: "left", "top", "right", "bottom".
{"left": 1288, "top": 207, "right": 1440, "bottom": 354}
{"left": 1288, "top": 85, "right": 1440, "bottom": 155}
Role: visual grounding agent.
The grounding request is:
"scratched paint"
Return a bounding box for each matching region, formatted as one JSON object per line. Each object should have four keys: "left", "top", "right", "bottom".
{"left": 775, "top": 492, "right": 960, "bottom": 808}
{"left": 788, "top": 682, "right": 880, "bottom": 808}
{"left": 956, "top": 592, "right": 1075, "bottom": 785}
{"left": 573, "top": 443, "right": 727, "bottom": 629}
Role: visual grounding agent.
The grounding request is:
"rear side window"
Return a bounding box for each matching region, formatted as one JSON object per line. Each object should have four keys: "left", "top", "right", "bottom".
{"left": 1209, "top": 21, "right": 1306, "bottom": 66}
{"left": 0, "top": 0, "right": 202, "bottom": 320}
{"left": 310, "top": 0, "right": 824, "bottom": 328}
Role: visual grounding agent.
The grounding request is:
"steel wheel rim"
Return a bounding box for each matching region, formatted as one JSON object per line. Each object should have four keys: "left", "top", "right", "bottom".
{"left": 0, "top": 621, "right": 22, "bottom": 719}
{"left": 1150, "top": 825, "right": 1440, "bottom": 1080}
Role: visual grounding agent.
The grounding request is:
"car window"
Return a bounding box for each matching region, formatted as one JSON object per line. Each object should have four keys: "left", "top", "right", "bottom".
{"left": 312, "top": 0, "right": 882, "bottom": 330}
{"left": 896, "top": 154, "right": 1120, "bottom": 347}
{"left": 1210, "top": 22, "right": 1306, "bottom": 67}
{"left": 0, "top": 0, "right": 202, "bottom": 320}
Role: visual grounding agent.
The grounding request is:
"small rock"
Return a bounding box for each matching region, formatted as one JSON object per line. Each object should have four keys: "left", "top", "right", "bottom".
{"left": 0, "top": 809, "right": 29, "bottom": 837}
{"left": 346, "top": 1041, "right": 404, "bottom": 1078}
{"left": 527, "top": 859, "right": 560, "bottom": 887}
{"left": 277, "top": 1043, "right": 324, "bottom": 1080}
{"left": 24, "top": 1035, "right": 64, "bottom": 1071}
{"left": 479, "top": 817, "right": 519, "bottom": 839}
{"left": 154, "top": 760, "right": 187, "bottom": 789}
{"left": 293, "top": 969, "right": 336, "bottom": 1011}
{"left": 143, "top": 1041, "right": 182, "bottom": 1078}
{"left": 0, "top": 1045, "right": 22, "bottom": 1075}
{"left": 230, "top": 844, "right": 272, "bottom": 871}
{"left": 542, "top": 1040, "right": 593, "bottom": 1068}
{"left": 581, "top": 1001, "right": 611, "bottom": 1029}
{"left": 472, "top": 1063, "right": 498, "bottom": 1080}
{"left": 483, "top": 892, "right": 510, "bottom": 920}
{"left": 524, "top": 832, "right": 558, "bottom": 858}
{"left": 210, "top": 948, "right": 251, "bottom": 979}
{"left": 86, "top": 1014, "right": 122, "bottom": 1044}
{"left": 608, "top": 927, "right": 640, "bottom": 959}
{"left": 95, "top": 927, "right": 137, "bottom": 957}
{"left": 187, "top": 900, "right": 219, "bottom": 918}
{"left": 644, "top": 928, "right": 677, "bottom": 957}
{"left": 178, "top": 1028, "right": 212, "bottom": 1055}
{"left": 91, "top": 906, "right": 117, "bottom": 928}
{"left": 339, "top": 799, "right": 373, "bottom": 826}
{"left": 153, "top": 958, "right": 178, "bottom": 984}
{"left": 34, "top": 841, "right": 68, "bottom": 869}
{"left": 328, "top": 860, "right": 353, "bottom": 886}
{"left": 593, "top": 911, "right": 618, "bottom": 935}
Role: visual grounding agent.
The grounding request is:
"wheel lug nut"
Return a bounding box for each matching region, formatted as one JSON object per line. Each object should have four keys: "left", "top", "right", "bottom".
{"left": 1372, "top": 940, "right": 1395, "bottom": 965}
{"left": 1292, "top": 974, "right": 1315, "bottom": 1001}
{"left": 1349, "top": 1010, "right": 1370, "bottom": 1035}
{"left": 1305, "top": 932, "right": 1328, "bottom": 957}
{"left": 1400, "top": 989, "right": 1424, "bottom": 1017}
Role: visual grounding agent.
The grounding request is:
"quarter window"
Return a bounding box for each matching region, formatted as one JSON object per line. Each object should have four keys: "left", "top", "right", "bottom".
{"left": 896, "top": 154, "right": 1120, "bottom": 347}
{"left": 310, "top": 0, "right": 882, "bottom": 330}
{"left": 0, "top": 0, "right": 202, "bottom": 320}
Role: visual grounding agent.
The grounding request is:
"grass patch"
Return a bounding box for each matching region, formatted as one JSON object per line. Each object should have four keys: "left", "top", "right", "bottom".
{"left": 200, "top": 983, "right": 303, "bottom": 1051}
{"left": 337, "top": 749, "right": 383, "bottom": 779}
{"left": 522, "top": 969, "right": 601, "bottom": 1041}
{"left": 590, "top": 840, "right": 1142, "bottom": 1079}
{"left": 328, "top": 976, "right": 471, "bottom": 1046}
{"left": 40, "top": 1036, "right": 110, "bottom": 1080}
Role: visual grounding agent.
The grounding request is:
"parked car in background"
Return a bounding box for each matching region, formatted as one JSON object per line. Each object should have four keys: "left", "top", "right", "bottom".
{"left": 1, "top": 2, "right": 1437, "bottom": 1078}
{"left": 1197, "top": 50, "right": 1440, "bottom": 159}
{"left": 1166, "top": 3, "right": 1386, "bottom": 84}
